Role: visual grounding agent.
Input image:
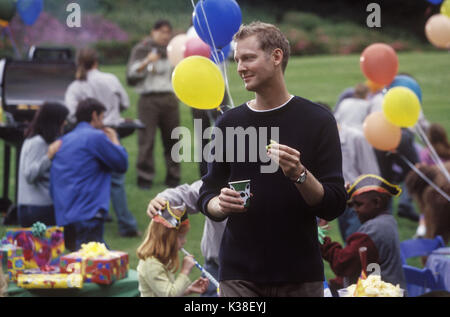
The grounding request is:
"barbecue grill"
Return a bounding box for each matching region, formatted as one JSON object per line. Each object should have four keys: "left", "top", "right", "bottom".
{"left": 0, "top": 47, "right": 143, "bottom": 223}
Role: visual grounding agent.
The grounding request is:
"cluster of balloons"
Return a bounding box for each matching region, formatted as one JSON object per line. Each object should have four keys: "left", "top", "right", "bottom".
{"left": 172, "top": 0, "right": 241, "bottom": 110}
{"left": 360, "top": 43, "right": 422, "bottom": 151}
{"left": 425, "top": 0, "right": 450, "bottom": 49}
{"left": 0, "top": 0, "right": 43, "bottom": 26}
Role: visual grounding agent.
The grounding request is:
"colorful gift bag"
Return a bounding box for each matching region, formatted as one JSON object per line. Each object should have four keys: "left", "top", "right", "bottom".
{"left": 59, "top": 242, "right": 129, "bottom": 285}
{"left": 6, "top": 223, "right": 64, "bottom": 269}
{"left": 0, "top": 244, "right": 25, "bottom": 282}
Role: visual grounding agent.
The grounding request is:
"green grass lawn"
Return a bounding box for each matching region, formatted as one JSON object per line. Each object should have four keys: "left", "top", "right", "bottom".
{"left": 1, "top": 51, "right": 449, "bottom": 287}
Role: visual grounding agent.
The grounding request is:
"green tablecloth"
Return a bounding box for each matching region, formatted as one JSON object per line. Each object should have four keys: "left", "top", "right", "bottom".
{"left": 7, "top": 269, "right": 140, "bottom": 297}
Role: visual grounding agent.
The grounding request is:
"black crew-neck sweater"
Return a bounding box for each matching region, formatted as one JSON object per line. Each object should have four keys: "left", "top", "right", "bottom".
{"left": 198, "top": 96, "right": 347, "bottom": 283}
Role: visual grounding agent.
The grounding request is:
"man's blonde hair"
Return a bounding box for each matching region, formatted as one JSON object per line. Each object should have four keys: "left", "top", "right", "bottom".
{"left": 233, "top": 21, "right": 291, "bottom": 73}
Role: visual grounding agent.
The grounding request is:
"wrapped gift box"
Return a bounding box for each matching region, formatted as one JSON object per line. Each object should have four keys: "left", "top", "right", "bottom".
{"left": 17, "top": 273, "right": 83, "bottom": 289}
{"left": 60, "top": 250, "right": 129, "bottom": 285}
{"left": 23, "top": 266, "right": 61, "bottom": 275}
{"left": 6, "top": 226, "right": 64, "bottom": 269}
{"left": 0, "top": 244, "right": 25, "bottom": 282}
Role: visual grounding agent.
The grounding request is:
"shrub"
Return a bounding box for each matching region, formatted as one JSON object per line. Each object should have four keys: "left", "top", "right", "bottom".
{"left": 8, "top": 11, "right": 129, "bottom": 59}
{"left": 94, "top": 39, "right": 140, "bottom": 65}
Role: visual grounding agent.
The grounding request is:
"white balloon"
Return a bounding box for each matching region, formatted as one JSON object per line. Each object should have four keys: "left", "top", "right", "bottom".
{"left": 425, "top": 14, "right": 450, "bottom": 49}
{"left": 167, "top": 33, "right": 189, "bottom": 66}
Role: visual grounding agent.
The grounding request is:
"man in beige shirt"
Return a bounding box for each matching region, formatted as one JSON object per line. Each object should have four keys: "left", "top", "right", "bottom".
{"left": 127, "top": 19, "right": 180, "bottom": 189}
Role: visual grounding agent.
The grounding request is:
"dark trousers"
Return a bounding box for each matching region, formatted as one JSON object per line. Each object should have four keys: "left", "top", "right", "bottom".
{"left": 110, "top": 171, "right": 138, "bottom": 235}
{"left": 137, "top": 92, "right": 180, "bottom": 184}
{"left": 64, "top": 216, "right": 105, "bottom": 252}
{"left": 17, "top": 204, "right": 56, "bottom": 227}
{"left": 220, "top": 280, "right": 323, "bottom": 297}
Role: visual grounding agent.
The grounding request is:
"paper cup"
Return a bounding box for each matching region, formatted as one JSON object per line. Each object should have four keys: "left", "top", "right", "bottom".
{"left": 229, "top": 179, "right": 251, "bottom": 208}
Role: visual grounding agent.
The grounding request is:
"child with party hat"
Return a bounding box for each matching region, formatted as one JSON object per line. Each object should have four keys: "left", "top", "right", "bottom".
{"left": 320, "top": 174, "right": 407, "bottom": 295}
{"left": 136, "top": 201, "right": 209, "bottom": 297}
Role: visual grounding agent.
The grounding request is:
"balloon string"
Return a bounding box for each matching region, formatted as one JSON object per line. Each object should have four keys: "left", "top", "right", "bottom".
{"left": 218, "top": 50, "right": 235, "bottom": 108}
{"left": 415, "top": 125, "right": 450, "bottom": 183}
{"left": 191, "top": 0, "right": 236, "bottom": 109}
{"left": 196, "top": 0, "right": 220, "bottom": 65}
{"left": 191, "top": 0, "right": 234, "bottom": 108}
{"left": 191, "top": 0, "right": 219, "bottom": 62}
{"left": 396, "top": 153, "right": 450, "bottom": 202}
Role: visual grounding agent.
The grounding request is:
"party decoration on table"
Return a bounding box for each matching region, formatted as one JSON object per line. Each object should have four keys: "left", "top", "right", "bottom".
{"left": 363, "top": 111, "right": 402, "bottom": 151}
{"left": 386, "top": 74, "right": 422, "bottom": 103}
{"left": 17, "top": 273, "right": 83, "bottom": 289}
{"left": 184, "top": 37, "right": 211, "bottom": 59}
{"left": 31, "top": 221, "right": 47, "bottom": 239}
{"left": 352, "top": 247, "right": 368, "bottom": 297}
{"left": 60, "top": 242, "right": 129, "bottom": 285}
{"left": 23, "top": 265, "right": 60, "bottom": 275}
{"left": 360, "top": 43, "right": 398, "bottom": 86}
{"left": 0, "top": 244, "right": 25, "bottom": 282}
{"left": 6, "top": 225, "right": 64, "bottom": 269}
{"left": 382, "top": 87, "right": 421, "bottom": 128}
{"left": 167, "top": 33, "right": 189, "bottom": 67}
{"left": 78, "top": 241, "right": 110, "bottom": 258}
{"left": 172, "top": 55, "right": 225, "bottom": 110}
{"left": 193, "top": 0, "right": 242, "bottom": 49}
{"left": 17, "top": 0, "right": 43, "bottom": 26}
{"left": 425, "top": 14, "right": 450, "bottom": 49}
{"left": 341, "top": 274, "right": 404, "bottom": 297}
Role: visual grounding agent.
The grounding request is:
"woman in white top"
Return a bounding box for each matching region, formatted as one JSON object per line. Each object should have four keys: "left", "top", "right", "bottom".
{"left": 17, "top": 103, "right": 68, "bottom": 227}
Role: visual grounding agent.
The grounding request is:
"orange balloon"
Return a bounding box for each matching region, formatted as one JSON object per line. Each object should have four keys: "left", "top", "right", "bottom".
{"left": 425, "top": 14, "right": 450, "bottom": 49}
{"left": 360, "top": 43, "right": 398, "bottom": 86}
{"left": 363, "top": 111, "right": 401, "bottom": 151}
{"left": 365, "top": 79, "right": 385, "bottom": 93}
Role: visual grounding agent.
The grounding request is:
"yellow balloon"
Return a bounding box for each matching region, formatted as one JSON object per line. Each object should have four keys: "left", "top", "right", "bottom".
{"left": 441, "top": 0, "right": 450, "bottom": 17}
{"left": 382, "top": 87, "right": 421, "bottom": 128}
{"left": 172, "top": 56, "right": 225, "bottom": 110}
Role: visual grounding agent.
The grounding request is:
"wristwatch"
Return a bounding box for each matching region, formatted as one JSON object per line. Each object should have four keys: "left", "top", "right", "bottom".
{"left": 294, "top": 168, "right": 308, "bottom": 184}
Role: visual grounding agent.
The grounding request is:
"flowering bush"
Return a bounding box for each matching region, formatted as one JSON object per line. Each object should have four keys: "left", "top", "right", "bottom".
{"left": 8, "top": 11, "right": 128, "bottom": 52}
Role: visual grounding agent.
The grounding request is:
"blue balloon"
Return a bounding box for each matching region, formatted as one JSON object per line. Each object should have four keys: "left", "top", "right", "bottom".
{"left": 426, "top": 0, "right": 443, "bottom": 4}
{"left": 387, "top": 75, "right": 422, "bottom": 103}
{"left": 211, "top": 43, "right": 231, "bottom": 64}
{"left": 17, "top": 0, "right": 43, "bottom": 26}
{"left": 193, "top": 0, "right": 242, "bottom": 49}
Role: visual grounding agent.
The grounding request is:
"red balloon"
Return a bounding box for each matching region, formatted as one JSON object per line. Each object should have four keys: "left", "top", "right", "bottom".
{"left": 360, "top": 43, "right": 398, "bottom": 86}
{"left": 184, "top": 37, "right": 211, "bottom": 59}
